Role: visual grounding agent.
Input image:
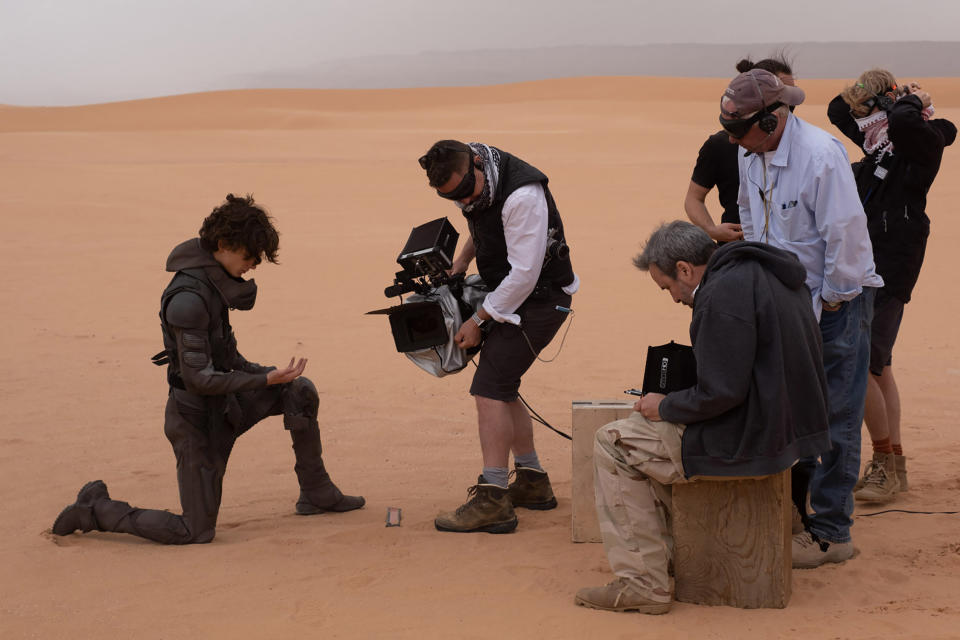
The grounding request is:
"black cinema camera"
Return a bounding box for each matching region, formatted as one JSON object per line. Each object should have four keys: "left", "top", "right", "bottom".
{"left": 383, "top": 217, "right": 461, "bottom": 299}
{"left": 371, "top": 217, "right": 478, "bottom": 355}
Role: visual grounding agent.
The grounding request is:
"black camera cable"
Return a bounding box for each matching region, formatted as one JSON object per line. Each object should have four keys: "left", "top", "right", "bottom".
{"left": 467, "top": 308, "right": 576, "bottom": 440}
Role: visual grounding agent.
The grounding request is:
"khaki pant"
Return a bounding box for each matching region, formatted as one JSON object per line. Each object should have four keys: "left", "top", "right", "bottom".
{"left": 593, "top": 412, "right": 686, "bottom": 602}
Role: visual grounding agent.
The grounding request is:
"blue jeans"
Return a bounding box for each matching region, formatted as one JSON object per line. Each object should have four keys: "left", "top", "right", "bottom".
{"left": 806, "top": 288, "right": 874, "bottom": 544}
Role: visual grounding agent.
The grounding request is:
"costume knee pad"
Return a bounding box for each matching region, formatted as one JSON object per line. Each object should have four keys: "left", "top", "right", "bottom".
{"left": 283, "top": 376, "right": 319, "bottom": 418}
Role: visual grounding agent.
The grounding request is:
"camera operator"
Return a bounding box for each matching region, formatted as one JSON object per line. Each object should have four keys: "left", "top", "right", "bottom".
{"left": 828, "top": 70, "right": 956, "bottom": 504}
{"left": 418, "top": 140, "right": 578, "bottom": 534}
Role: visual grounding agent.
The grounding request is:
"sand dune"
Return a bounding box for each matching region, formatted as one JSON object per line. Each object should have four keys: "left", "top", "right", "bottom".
{"left": 1, "top": 76, "right": 958, "bottom": 639}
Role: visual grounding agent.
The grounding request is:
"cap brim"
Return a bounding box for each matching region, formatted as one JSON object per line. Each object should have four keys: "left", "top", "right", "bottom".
{"left": 781, "top": 85, "right": 806, "bottom": 106}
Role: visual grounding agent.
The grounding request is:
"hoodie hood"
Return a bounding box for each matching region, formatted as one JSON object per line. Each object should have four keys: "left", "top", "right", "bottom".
{"left": 165, "top": 238, "right": 258, "bottom": 311}
{"left": 703, "top": 241, "right": 807, "bottom": 291}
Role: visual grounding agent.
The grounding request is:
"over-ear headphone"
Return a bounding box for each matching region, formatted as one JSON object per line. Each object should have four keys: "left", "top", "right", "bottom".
{"left": 758, "top": 109, "right": 779, "bottom": 134}
{"left": 750, "top": 71, "right": 780, "bottom": 134}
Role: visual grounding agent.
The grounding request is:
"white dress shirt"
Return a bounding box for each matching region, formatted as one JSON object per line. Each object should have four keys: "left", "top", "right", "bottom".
{"left": 737, "top": 113, "right": 883, "bottom": 320}
{"left": 481, "top": 183, "right": 580, "bottom": 325}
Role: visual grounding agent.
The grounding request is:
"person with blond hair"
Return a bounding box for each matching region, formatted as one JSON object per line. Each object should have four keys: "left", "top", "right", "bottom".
{"left": 828, "top": 69, "right": 956, "bottom": 503}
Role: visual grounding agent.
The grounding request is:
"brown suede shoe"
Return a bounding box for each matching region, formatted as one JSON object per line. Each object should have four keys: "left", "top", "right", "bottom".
{"left": 508, "top": 466, "right": 558, "bottom": 510}
{"left": 52, "top": 480, "right": 109, "bottom": 536}
{"left": 895, "top": 454, "right": 909, "bottom": 491}
{"left": 854, "top": 452, "right": 899, "bottom": 503}
{"left": 435, "top": 476, "right": 518, "bottom": 534}
{"left": 575, "top": 578, "right": 672, "bottom": 614}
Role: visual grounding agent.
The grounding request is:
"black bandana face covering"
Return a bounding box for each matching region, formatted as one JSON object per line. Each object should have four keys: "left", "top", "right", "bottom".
{"left": 436, "top": 162, "right": 477, "bottom": 200}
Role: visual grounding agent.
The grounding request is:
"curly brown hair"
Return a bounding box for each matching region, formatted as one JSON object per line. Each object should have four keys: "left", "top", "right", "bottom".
{"left": 198, "top": 194, "right": 279, "bottom": 265}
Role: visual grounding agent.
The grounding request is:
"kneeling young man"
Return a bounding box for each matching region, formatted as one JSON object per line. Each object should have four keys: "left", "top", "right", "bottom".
{"left": 575, "top": 221, "right": 830, "bottom": 613}
{"left": 52, "top": 194, "right": 363, "bottom": 544}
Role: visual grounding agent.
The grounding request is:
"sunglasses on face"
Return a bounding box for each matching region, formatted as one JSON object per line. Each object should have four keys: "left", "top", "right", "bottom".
{"left": 436, "top": 163, "right": 478, "bottom": 200}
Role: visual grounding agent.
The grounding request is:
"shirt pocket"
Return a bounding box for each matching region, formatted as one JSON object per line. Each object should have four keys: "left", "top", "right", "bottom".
{"left": 776, "top": 196, "right": 816, "bottom": 242}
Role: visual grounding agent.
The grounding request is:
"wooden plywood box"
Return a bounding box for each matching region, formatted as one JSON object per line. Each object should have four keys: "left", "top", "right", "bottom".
{"left": 570, "top": 400, "right": 635, "bottom": 543}
{"left": 673, "top": 471, "right": 792, "bottom": 608}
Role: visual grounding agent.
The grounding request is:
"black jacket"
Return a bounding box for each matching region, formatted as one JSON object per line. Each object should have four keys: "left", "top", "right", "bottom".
{"left": 659, "top": 242, "right": 831, "bottom": 478}
{"left": 828, "top": 94, "right": 956, "bottom": 303}
{"left": 158, "top": 238, "right": 271, "bottom": 398}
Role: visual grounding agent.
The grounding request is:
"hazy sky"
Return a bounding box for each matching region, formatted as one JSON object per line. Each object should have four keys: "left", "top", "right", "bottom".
{"left": 2, "top": 0, "right": 957, "bottom": 105}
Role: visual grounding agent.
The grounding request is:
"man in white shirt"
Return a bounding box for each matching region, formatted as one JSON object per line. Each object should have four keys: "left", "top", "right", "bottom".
{"left": 418, "top": 140, "right": 579, "bottom": 533}
{"left": 719, "top": 70, "right": 883, "bottom": 568}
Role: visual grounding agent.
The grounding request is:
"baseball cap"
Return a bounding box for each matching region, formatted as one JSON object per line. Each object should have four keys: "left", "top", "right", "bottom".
{"left": 721, "top": 69, "right": 805, "bottom": 118}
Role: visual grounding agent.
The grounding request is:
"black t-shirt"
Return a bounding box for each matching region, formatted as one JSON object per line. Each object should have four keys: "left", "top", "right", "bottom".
{"left": 690, "top": 131, "right": 741, "bottom": 225}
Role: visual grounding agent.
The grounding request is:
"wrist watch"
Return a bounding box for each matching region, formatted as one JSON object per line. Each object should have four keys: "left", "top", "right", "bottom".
{"left": 471, "top": 312, "right": 485, "bottom": 328}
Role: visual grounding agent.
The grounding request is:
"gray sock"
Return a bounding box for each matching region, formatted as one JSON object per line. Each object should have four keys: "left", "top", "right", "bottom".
{"left": 513, "top": 451, "right": 543, "bottom": 472}
{"left": 481, "top": 466, "right": 509, "bottom": 488}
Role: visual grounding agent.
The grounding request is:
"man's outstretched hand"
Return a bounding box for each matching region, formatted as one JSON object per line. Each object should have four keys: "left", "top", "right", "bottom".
{"left": 266, "top": 357, "right": 307, "bottom": 385}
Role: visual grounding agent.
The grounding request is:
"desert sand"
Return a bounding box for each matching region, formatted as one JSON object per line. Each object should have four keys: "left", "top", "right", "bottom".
{"left": 1, "top": 77, "right": 959, "bottom": 639}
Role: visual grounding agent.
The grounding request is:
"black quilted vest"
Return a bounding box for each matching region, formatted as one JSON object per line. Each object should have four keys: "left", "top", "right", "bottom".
{"left": 464, "top": 150, "right": 574, "bottom": 292}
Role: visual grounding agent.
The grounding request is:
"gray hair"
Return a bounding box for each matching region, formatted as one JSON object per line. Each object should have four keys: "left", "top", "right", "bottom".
{"left": 633, "top": 221, "right": 717, "bottom": 278}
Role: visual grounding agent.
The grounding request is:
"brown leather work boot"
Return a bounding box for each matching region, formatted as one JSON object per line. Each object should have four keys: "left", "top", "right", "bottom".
{"left": 52, "top": 480, "right": 110, "bottom": 536}
{"left": 574, "top": 578, "right": 672, "bottom": 614}
{"left": 434, "top": 476, "right": 518, "bottom": 534}
{"left": 508, "top": 466, "right": 558, "bottom": 510}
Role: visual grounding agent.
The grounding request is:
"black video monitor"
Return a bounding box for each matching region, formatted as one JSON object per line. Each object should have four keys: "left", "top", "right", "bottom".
{"left": 397, "top": 217, "right": 458, "bottom": 276}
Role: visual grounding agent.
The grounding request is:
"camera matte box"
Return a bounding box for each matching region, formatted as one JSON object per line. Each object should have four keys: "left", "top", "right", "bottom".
{"left": 387, "top": 301, "right": 449, "bottom": 352}
{"left": 397, "top": 217, "right": 459, "bottom": 275}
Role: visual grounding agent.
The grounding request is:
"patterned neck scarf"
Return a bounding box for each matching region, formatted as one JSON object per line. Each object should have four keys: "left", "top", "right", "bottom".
{"left": 458, "top": 143, "right": 501, "bottom": 215}
{"left": 855, "top": 103, "right": 936, "bottom": 163}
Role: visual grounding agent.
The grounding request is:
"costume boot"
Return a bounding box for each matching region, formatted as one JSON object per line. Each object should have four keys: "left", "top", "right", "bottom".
{"left": 854, "top": 451, "right": 899, "bottom": 503}
{"left": 435, "top": 476, "right": 518, "bottom": 534}
{"left": 290, "top": 425, "right": 364, "bottom": 515}
{"left": 507, "top": 466, "right": 558, "bottom": 510}
{"left": 895, "top": 454, "right": 908, "bottom": 491}
{"left": 52, "top": 480, "right": 110, "bottom": 536}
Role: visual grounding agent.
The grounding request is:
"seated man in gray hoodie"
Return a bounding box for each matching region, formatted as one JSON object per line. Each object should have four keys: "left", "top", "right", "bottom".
{"left": 52, "top": 194, "right": 363, "bottom": 544}
{"left": 575, "top": 221, "right": 830, "bottom": 614}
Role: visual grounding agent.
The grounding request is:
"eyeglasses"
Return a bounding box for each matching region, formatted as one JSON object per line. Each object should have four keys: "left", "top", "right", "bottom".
{"left": 435, "top": 165, "right": 477, "bottom": 200}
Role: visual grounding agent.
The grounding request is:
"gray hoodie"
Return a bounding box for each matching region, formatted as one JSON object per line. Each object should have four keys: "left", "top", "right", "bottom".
{"left": 659, "top": 241, "right": 831, "bottom": 477}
